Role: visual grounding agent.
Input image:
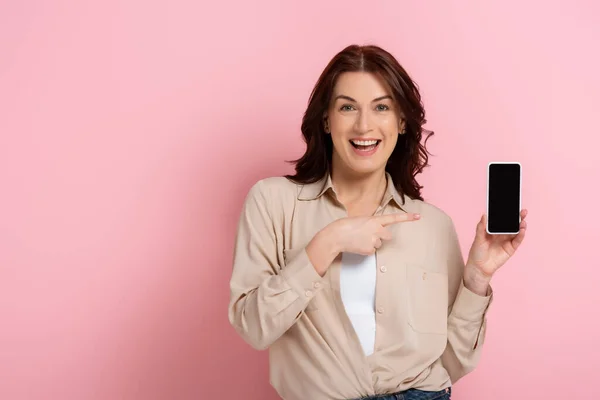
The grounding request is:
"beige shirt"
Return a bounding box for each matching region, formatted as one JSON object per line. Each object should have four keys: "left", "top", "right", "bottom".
{"left": 228, "top": 172, "right": 493, "bottom": 400}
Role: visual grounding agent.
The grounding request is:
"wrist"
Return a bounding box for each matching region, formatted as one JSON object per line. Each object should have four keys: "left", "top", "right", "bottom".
{"left": 464, "top": 263, "right": 492, "bottom": 296}
{"left": 306, "top": 226, "right": 341, "bottom": 276}
{"left": 321, "top": 223, "right": 343, "bottom": 254}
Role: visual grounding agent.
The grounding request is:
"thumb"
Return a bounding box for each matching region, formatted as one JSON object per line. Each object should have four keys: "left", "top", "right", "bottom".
{"left": 476, "top": 213, "right": 487, "bottom": 235}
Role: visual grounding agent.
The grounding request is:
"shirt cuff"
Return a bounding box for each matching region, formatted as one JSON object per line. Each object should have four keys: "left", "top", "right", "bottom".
{"left": 450, "top": 279, "right": 494, "bottom": 322}
{"left": 280, "top": 247, "right": 327, "bottom": 302}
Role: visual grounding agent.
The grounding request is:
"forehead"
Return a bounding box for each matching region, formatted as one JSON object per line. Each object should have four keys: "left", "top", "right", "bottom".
{"left": 332, "top": 71, "right": 392, "bottom": 99}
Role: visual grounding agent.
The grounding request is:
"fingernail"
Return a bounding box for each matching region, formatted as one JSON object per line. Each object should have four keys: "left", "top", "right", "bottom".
{"left": 414, "top": 213, "right": 420, "bottom": 219}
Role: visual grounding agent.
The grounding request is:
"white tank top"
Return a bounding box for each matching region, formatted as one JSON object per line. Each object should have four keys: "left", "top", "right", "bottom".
{"left": 339, "top": 251, "right": 377, "bottom": 356}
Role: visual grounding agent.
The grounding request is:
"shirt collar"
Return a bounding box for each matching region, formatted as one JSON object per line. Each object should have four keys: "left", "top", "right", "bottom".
{"left": 297, "top": 171, "right": 407, "bottom": 210}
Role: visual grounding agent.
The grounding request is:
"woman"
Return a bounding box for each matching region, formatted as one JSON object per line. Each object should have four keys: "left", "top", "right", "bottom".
{"left": 228, "top": 44, "right": 527, "bottom": 400}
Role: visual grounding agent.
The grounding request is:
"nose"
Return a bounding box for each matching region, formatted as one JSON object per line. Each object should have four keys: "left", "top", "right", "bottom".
{"left": 354, "top": 109, "right": 372, "bottom": 134}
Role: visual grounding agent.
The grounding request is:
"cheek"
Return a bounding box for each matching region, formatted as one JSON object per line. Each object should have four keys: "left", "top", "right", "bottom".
{"left": 385, "top": 137, "right": 398, "bottom": 150}
{"left": 330, "top": 133, "right": 349, "bottom": 149}
{"left": 381, "top": 117, "right": 400, "bottom": 131}
{"left": 331, "top": 115, "right": 353, "bottom": 130}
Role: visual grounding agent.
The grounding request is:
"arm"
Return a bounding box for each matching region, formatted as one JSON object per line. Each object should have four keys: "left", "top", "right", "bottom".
{"left": 227, "top": 180, "right": 335, "bottom": 350}
{"left": 440, "top": 216, "right": 494, "bottom": 383}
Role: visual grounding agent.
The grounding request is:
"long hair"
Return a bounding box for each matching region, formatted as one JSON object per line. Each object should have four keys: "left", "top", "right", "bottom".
{"left": 284, "top": 44, "right": 434, "bottom": 202}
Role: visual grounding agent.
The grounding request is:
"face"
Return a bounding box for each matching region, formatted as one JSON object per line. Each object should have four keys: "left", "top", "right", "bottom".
{"left": 324, "top": 71, "right": 404, "bottom": 177}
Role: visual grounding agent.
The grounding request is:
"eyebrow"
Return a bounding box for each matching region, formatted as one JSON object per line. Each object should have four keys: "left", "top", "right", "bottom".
{"left": 334, "top": 95, "right": 393, "bottom": 102}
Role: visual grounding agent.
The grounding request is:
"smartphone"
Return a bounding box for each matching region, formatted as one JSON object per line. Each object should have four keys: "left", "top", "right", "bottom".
{"left": 486, "top": 162, "right": 522, "bottom": 235}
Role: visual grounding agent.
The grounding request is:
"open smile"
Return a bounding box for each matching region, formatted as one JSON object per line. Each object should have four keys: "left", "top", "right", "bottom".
{"left": 349, "top": 139, "right": 381, "bottom": 156}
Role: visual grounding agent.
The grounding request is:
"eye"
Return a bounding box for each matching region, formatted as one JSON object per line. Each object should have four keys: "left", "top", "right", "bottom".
{"left": 376, "top": 104, "right": 390, "bottom": 111}
{"left": 340, "top": 104, "right": 355, "bottom": 111}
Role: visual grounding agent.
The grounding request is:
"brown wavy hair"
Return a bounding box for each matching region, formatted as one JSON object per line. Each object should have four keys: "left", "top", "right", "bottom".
{"left": 284, "top": 44, "right": 434, "bottom": 202}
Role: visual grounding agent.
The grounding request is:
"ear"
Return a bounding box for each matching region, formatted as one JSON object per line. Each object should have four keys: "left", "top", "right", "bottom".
{"left": 398, "top": 118, "right": 406, "bottom": 134}
{"left": 323, "top": 113, "right": 330, "bottom": 133}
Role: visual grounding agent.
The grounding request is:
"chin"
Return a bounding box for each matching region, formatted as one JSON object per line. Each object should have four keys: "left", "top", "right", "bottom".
{"left": 347, "top": 161, "right": 386, "bottom": 175}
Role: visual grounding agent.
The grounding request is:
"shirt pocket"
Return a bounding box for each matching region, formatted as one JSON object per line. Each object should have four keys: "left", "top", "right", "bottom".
{"left": 283, "top": 248, "right": 328, "bottom": 312}
{"left": 405, "top": 263, "right": 448, "bottom": 335}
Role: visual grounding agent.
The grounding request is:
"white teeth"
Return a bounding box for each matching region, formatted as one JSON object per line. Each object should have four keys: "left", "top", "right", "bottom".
{"left": 351, "top": 139, "right": 379, "bottom": 146}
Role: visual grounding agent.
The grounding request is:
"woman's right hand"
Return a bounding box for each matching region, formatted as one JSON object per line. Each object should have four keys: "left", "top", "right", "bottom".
{"left": 306, "top": 212, "right": 421, "bottom": 276}
{"left": 330, "top": 212, "right": 421, "bottom": 255}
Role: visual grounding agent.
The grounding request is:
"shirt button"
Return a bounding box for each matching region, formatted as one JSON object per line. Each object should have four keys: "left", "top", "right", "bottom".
{"left": 380, "top": 265, "right": 387, "bottom": 273}
{"left": 422, "top": 272, "right": 427, "bottom": 280}
{"left": 313, "top": 282, "right": 321, "bottom": 289}
{"left": 377, "top": 307, "right": 384, "bottom": 314}
{"left": 305, "top": 290, "right": 313, "bottom": 297}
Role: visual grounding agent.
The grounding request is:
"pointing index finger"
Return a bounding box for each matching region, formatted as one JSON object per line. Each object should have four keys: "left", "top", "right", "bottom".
{"left": 376, "top": 212, "right": 421, "bottom": 226}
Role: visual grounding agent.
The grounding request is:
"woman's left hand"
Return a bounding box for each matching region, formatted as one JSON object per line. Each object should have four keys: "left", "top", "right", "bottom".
{"left": 466, "top": 209, "right": 528, "bottom": 280}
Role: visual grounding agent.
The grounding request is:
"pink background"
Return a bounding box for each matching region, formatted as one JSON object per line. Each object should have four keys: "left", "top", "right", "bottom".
{"left": 1, "top": 1, "right": 598, "bottom": 399}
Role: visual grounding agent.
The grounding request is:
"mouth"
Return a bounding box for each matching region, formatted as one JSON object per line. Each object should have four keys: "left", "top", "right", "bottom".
{"left": 349, "top": 139, "right": 381, "bottom": 152}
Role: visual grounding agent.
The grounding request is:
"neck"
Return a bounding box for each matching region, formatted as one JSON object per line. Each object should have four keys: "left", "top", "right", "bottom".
{"left": 330, "top": 166, "right": 387, "bottom": 206}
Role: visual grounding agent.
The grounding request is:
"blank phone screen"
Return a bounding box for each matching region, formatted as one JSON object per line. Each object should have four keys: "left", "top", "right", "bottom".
{"left": 488, "top": 163, "right": 521, "bottom": 234}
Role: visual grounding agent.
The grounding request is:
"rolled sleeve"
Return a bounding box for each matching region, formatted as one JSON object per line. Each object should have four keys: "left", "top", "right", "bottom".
{"left": 280, "top": 247, "right": 327, "bottom": 305}
{"left": 441, "top": 213, "right": 495, "bottom": 382}
{"left": 450, "top": 280, "right": 493, "bottom": 322}
{"left": 448, "top": 280, "right": 494, "bottom": 353}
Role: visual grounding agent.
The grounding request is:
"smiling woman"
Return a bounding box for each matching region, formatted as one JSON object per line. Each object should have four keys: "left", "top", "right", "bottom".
{"left": 335, "top": 94, "right": 390, "bottom": 155}
{"left": 228, "top": 44, "right": 527, "bottom": 400}
{"left": 286, "top": 45, "right": 434, "bottom": 204}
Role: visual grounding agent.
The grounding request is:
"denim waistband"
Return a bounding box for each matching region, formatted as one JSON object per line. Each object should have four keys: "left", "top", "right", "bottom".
{"left": 355, "top": 387, "right": 451, "bottom": 400}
